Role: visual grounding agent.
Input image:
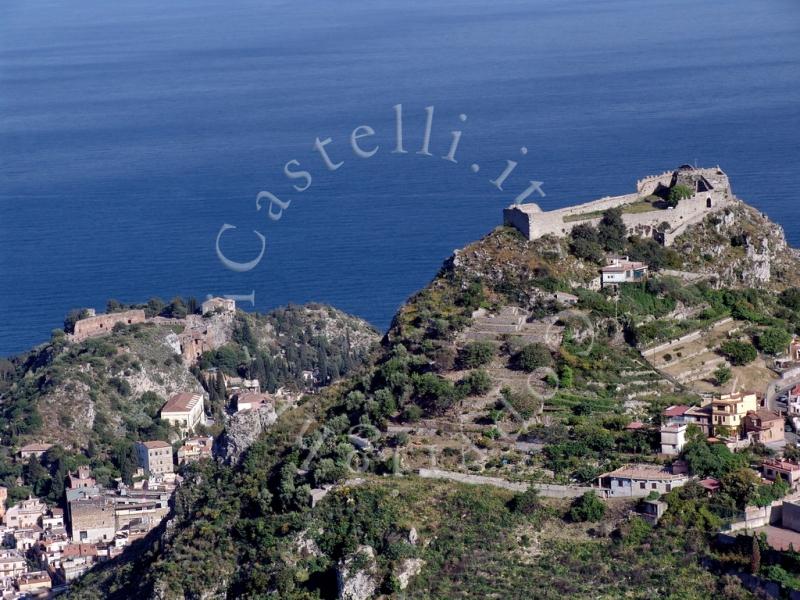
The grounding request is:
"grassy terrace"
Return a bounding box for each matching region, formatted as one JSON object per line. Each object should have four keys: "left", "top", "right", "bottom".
{"left": 563, "top": 196, "right": 667, "bottom": 223}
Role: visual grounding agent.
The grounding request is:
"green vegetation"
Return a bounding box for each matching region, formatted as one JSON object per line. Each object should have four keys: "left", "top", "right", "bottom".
{"left": 459, "top": 341, "right": 495, "bottom": 368}
{"left": 714, "top": 365, "right": 733, "bottom": 386}
{"left": 14, "top": 208, "right": 800, "bottom": 598}
{"left": 755, "top": 326, "right": 792, "bottom": 355}
{"left": 667, "top": 184, "right": 694, "bottom": 208}
{"left": 514, "top": 343, "right": 553, "bottom": 372}
{"left": 719, "top": 340, "right": 758, "bottom": 365}
{"left": 568, "top": 491, "right": 606, "bottom": 522}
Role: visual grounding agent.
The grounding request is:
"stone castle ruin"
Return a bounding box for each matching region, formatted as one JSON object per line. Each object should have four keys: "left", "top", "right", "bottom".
{"left": 503, "top": 165, "right": 733, "bottom": 246}
{"left": 69, "top": 298, "right": 236, "bottom": 365}
{"left": 72, "top": 309, "right": 147, "bottom": 342}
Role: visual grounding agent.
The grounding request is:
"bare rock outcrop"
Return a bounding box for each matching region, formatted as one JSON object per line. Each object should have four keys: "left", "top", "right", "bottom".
{"left": 215, "top": 404, "right": 278, "bottom": 464}
{"left": 395, "top": 558, "right": 425, "bottom": 590}
{"left": 336, "top": 545, "right": 379, "bottom": 600}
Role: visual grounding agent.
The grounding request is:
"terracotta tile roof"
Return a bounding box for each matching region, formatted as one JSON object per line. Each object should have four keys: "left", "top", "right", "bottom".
{"left": 762, "top": 459, "right": 800, "bottom": 472}
{"left": 62, "top": 543, "right": 97, "bottom": 558}
{"left": 663, "top": 405, "right": 690, "bottom": 418}
{"left": 161, "top": 392, "right": 202, "bottom": 414}
{"left": 698, "top": 478, "right": 720, "bottom": 491}
{"left": 746, "top": 409, "right": 782, "bottom": 423}
{"left": 601, "top": 463, "right": 686, "bottom": 481}
{"left": 140, "top": 440, "right": 171, "bottom": 450}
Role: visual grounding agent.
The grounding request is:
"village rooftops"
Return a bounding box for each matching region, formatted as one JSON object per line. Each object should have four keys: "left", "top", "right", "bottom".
{"left": 698, "top": 478, "right": 721, "bottom": 492}
{"left": 762, "top": 459, "right": 800, "bottom": 473}
{"left": 660, "top": 423, "right": 686, "bottom": 433}
{"left": 18, "top": 570, "right": 50, "bottom": 584}
{"left": 161, "top": 392, "right": 202, "bottom": 414}
{"left": 662, "top": 405, "right": 690, "bottom": 418}
{"left": 716, "top": 391, "right": 759, "bottom": 404}
{"left": 62, "top": 543, "right": 98, "bottom": 558}
{"left": 745, "top": 409, "right": 782, "bottom": 423}
{"left": 599, "top": 464, "right": 686, "bottom": 482}
{"left": 19, "top": 443, "right": 53, "bottom": 455}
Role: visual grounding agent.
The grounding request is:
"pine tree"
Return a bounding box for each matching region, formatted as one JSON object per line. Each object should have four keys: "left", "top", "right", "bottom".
{"left": 751, "top": 534, "right": 761, "bottom": 574}
{"left": 215, "top": 371, "right": 227, "bottom": 401}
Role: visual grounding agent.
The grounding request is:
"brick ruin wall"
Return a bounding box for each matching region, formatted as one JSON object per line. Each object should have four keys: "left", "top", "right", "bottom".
{"left": 503, "top": 168, "right": 733, "bottom": 246}
{"left": 72, "top": 310, "right": 147, "bottom": 342}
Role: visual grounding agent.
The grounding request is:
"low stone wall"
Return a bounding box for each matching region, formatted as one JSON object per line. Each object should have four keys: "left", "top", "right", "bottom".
{"left": 642, "top": 317, "right": 733, "bottom": 355}
{"left": 724, "top": 492, "right": 800, "bottom": 533}
{"left": 72, "top": 309, "right": 147, "bottom": 341}
{"left": 417, "top": 468, "right": 596, "bottom": 499}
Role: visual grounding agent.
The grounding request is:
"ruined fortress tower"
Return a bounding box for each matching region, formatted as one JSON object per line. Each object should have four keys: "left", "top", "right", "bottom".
{"left": 504, "top": 165, "right": 733, "bottom": 246}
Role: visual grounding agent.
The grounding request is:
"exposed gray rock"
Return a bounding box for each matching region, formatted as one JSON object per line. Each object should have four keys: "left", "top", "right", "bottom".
{"left": 337, "top": 545, "right": 378, "bottom": 600}
{"left": 215, "top": 403, "right": 278, "bottom": 464}
{"left": 395, "top": 557, "right": 425, "bottom": 591}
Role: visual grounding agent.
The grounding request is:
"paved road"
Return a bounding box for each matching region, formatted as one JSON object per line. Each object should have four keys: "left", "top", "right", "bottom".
{"left": 765, "top": 373, "right": 800, "bottom": 413}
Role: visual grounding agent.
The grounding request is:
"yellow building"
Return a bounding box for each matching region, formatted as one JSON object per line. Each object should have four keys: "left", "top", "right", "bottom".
{"left": 708, "top": 392, "right": 758, "bottom": 435}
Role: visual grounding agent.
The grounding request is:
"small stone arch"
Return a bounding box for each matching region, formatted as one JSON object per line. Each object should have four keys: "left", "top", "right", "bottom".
{"left": 706, "top": 197, "right": 712, "bottom": 208}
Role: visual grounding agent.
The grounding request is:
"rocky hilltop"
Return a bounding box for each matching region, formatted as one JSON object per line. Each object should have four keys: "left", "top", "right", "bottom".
{"left": 672, "top": 200, "right": 800, "bottom": 288}
{"left": 68, "top": 192, "right": 800, "bottom": 600}
{"left": 0, "top": 303, "right": 380, "bottom": 452}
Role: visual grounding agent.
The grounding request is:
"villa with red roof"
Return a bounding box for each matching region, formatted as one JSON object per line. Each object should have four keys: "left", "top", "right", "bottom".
{"left": 160, "top": 392, "right": 205, "bottom": 436}
{"left": 762, "top": 459, "right": 800, "bottom": 488}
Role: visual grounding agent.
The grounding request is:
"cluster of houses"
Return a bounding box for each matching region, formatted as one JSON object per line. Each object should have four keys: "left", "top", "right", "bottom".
{"left": 0, "top": 378, "right": 291, "bottom": 596}
{"left": 594, "top": 391, "right": 798, "bottom": 507}
{"left": 0, "top": 390, "right": 222, "bottom": 597}
{"left": 653, "top": 392, "right": 786, "bottom": 456}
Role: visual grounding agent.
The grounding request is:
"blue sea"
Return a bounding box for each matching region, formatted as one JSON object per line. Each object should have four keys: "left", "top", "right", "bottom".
{"left": 1, "top": 0, "right": 799, "bottom": 356}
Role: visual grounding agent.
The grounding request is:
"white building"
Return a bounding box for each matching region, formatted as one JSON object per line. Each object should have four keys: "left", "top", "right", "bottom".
{"left": 660, "top": 423, "right": 687, "bottom": 455}
{"left": 788, "top": 384, "right": 800, "bottom": 417}
{"left": 160, "top": 393, "right": 205, "bottom": 436}
{"left": 136, "top": 441, "right": 174, "bottom": 476}
{"left": 600, "top": 256, "right": 649, "bottom": 288}
{"left": 597, "top": 464, "right": 688, "bottom": 498}
{"left": 234, "top": 392, "right": 271, "bottom": 413}
{"left": 3, "top": 497, "right": 45, "bottom": 529}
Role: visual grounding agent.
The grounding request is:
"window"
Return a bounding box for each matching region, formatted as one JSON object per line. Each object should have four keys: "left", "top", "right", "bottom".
{"left": 651, "top": 483, "right": 657, "bottom": 489}
{"left": 639, "top": 482, "right": 646, "bottom": 490}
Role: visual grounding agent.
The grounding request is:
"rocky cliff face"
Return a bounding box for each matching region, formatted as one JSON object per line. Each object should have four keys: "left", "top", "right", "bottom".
{"left": 672, "top": 200, "right": 800, "bottom": 289}
{"left": 214, "top": 403, "right": 279, "bottom": 464}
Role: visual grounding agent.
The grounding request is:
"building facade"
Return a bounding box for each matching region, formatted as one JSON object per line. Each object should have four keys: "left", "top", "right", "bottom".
{"left": 160, "top": 393, "right": 205, "bottom": 435}
{"left": 600, "top": 257, "right": 649, "bottom": 288}
{"left": 597, "top": 464, "right": 689, "bottom": 498}
{"left": 762, "top": 459, "right": 800, "bottom": 488}
{"left": 710, "top": 392, "right": 758, "bottom": 435}
{"left": 660, "top": 423, "right": 687, "bottom": 455}
{"left": 68, "top": 496, "right": 116, "bottom": 543}
{"left": 136, "top": 441, "right": 174, "bottom": 476}
{"left": 743, "top": 410, "right": 785, "bottom": 444}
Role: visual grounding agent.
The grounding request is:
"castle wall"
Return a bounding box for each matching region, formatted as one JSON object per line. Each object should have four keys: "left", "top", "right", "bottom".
{"left": 636, "top": 171, "right": 673, "bottom": 196}
{"left": 72, "top": 310, "right": 147, "bottom": 342}
{"left": 503, "top": 167, "right": 733, "bottom": 246}
{"left": 502, "top": 206, "right": 532, "bottom": 239}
